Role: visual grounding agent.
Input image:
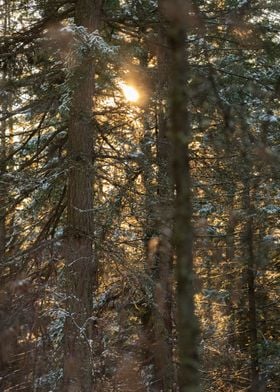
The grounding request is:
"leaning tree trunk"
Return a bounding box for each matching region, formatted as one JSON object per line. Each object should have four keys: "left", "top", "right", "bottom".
{"left": 63, "top": 1, "right": 102, "bottom": 391}
{"left": 162, "top": 0, "right": 200, "bottom": 391}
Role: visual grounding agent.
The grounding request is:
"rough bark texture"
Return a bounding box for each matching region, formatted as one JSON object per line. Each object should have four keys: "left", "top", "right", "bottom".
{"left": 162, "top": 1, "right": 200, "bottom": 391}
{"left": 63, "top": 1, "right": 102, "bottom": 391}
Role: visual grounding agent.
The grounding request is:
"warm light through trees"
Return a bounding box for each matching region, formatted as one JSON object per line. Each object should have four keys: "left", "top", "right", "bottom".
{"left": 120, "top": 83, "right": 140, "bottom": 103}
{"left": 0, "top": 1, "right": 279, "bottom": 391}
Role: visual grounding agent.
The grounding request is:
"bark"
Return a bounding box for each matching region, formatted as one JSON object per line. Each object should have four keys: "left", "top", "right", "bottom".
{"left": 162, "top": 1, "right": 200, "bottom": 391}
{"left": 224, "top": 189, "right": 237, "bottom": 347}
{"left": 0, "top": 96, "right": 7, "bottom": 262}
{"left": 238, "top": 119, "right": 262, "bottom": 390}
{"left": 242, "top": 180, "right": 260, "bottom": 392}
{"left": 153, "top": 12, "right": 175, "bottom": 388}
{"left": 0, "top": 0, "right": 10, "bottom": 262}
{"left": 141, "top": 86, "right": 174, "bottom": 392}
{"left": 139, "top": 11, "right": 174, "bottom": 389}
{"left": 63, "top": 1, "right": 102, "bottom": 391}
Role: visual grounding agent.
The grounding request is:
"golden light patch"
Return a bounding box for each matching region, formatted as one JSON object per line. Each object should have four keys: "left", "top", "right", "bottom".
{"left": 120, "top": 83, "right": 139, "bottom": 102}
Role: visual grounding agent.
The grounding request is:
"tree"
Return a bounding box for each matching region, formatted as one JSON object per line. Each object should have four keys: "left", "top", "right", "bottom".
{"left": 1, "top": 0, "right": 279, "bottom": 391}
{"left": 162, "top": 0, "right": 200, "bottom": 390}
{"left": 62, "top": 1, "right": 103, "bottom": 391}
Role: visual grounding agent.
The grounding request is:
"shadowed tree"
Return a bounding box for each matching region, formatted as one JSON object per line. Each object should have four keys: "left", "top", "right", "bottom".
{"left": 162, "top": 0, "right": 200, "bottom": 391}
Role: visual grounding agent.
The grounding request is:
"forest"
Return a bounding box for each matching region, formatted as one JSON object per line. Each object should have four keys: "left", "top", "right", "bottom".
{"left": 0, "top": 0, "right": 279, "bottom": 391}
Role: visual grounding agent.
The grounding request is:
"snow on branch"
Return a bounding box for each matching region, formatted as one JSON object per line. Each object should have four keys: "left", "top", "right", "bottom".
{"left": 61, "top": 25, "right": 117, "bottom": 59}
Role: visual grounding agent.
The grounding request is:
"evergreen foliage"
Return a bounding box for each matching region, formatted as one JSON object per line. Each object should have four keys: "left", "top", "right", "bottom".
{"left": 0, "top": 0, "right": 279, "bottom": 391}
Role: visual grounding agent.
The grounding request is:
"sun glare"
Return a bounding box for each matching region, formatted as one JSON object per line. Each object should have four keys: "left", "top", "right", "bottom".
{"left": 121, "top": 83, "right": 139, "bottom": 102}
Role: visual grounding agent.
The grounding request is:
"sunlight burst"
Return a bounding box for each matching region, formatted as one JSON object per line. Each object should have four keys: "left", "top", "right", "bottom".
{"left": 121, "top": 83, "right": 139, "bottom": 102}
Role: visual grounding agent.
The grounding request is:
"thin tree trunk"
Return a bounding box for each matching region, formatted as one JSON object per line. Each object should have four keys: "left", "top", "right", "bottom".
{"left": 141, "top": 86, "right": 174, "bottom": 392}
{"left": 0, "top": 95, "right": 7, "bottom": 263}
{"left": 153, "top": 115, "right": 174, "bottom": 391}
{"left": 63, "top": 1, "right": 102, "bottom": 391}
{"left": 140, "top": 93, "right": 174, "bottom": 392}
{"left": 224, "top": 189, "right": 237, "bottom": 347}
{"left": 153, "top": 14, "right": 175, "bottom": 387}
{"left": 162, "top": 1, "right": 200, "bottom": 390}
{"left": 242, "top": 180, "right": 260, "bottom": 392}
{"left": 0, "top": 0, "right": 10, "bottom": 263}
{"left": 139, "top": 14, "right": 174, "bottom": 389}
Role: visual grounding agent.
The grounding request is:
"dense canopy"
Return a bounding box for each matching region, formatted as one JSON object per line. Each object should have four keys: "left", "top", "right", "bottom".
{"left": 0, "top": 1, "right": 279, "bottom": 391}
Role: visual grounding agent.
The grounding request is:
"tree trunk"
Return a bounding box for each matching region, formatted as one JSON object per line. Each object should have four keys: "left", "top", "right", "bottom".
{"left": 242, "top": 180, "right": 260, "bottom": 392}
{"left": 63, "top": 1, "right": 102, "bottom": 391}
{"left": 139, "top": 96, "right": 174, "bottom": 391}
{"left": 139, "top": 10, "right": 175, "bottom": 388}
{"left": 141, "top": 64, "right": 174, "bottom": 392}
{"left": 0, "top": 98, "right": 7, "bottom": 264}
{"left": 153, "top": 11, "right": 175, "bottom": 388}
{"left": 0, "top": 0, "right": 10, "bottom": 263}
{"left": 162, "top": 1, "right": 200, "bottom": 391}
{"left": 224, "top": 188, "right": 237, "bottom": 347}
